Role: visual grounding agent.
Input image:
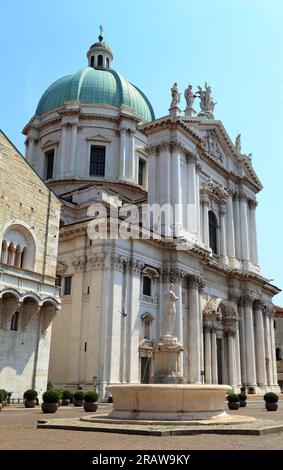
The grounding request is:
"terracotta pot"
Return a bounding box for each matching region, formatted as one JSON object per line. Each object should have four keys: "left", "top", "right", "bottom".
{"left": 239, "top": 400, "right": 247, "bottom": 407}
{"left": 62, "top": 399, "right": 70, "bottom": 406}
{"left": 228, "top": 402, "right": 240, "bottom": 410}
{"left": 41, "top": 402, "right": 58, "bottom": 413}
{"left": 84, "top": 402, "right": 98, "bottom": 412}
{"left": 24, "top": 400, "right": 36, "bottom": 408}
{"left": 265, "top": 402, "right": 278, "bottom": 411}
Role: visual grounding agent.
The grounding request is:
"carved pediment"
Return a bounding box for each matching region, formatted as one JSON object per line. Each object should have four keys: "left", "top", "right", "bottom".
{"left": 203, "top": 130, "right": 224, "bottom": 162}
{"left": 41, "top": 139, "right": 59, "bottom": 149}
{"left": 86, "top": 134, "right": 111, "bottom": 143}
{"left": 201, "top": 178, "right": 229, "bottom": 204}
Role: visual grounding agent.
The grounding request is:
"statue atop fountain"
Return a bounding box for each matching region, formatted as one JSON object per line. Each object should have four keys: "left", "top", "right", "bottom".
{"left": 164, "top": 283, "right": 178, "bottom": 337}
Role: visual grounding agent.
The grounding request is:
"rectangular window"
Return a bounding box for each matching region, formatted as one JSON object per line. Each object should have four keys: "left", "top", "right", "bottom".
{"left": 89, "top": 146, "right": 105, "bottom": 177}
{"left": 64, "top": 276, "right": 72, "bottom": 295}
{"left": 45, "top": 150, "right": 54, "bottom": 180}
{"left": 138, "top": 159, "right": 145, "bottom": 186}
{"left": 55, "top": 276, "right": 62, "bottom": 287}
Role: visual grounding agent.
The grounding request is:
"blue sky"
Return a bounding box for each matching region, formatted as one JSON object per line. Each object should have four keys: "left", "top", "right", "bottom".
{"left": 1, "top": 0, "right": 282, "bottom": 303}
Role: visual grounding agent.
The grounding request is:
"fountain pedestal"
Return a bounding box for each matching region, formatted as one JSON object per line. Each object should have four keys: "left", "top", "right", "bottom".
{"left": 151, "top": 335, "right": 183, "bottom": 384}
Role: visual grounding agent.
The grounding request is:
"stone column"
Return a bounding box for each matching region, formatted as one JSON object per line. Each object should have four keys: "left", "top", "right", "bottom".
{"left": 243, "top": 296, "right": 257, "bottom": 385}
{"left": 264, "top": 311, "right": 273, "bottom": 385}
{"left": 202, "top": 195, "right": 210, "bottom": 247}
{"left": 171, "top": 144, "right": 182, "bottom": 237}
{"left": 235, "top": 325, "right": 241, "bottom": 386}
{"left": 70, "top": 123, "right": 78, "bottom": 177}
{"left": 204, "top": 325, "right": 212, "bottom": 384}
{"left": 172, "top": 270, "right": 183, "bottom": 376}
{"left": 227, "top": 331, "right": 237, "bottom": 386}
{"left": 238, "top": 300, "right": 247, "bottom": 385}
{"left": 249, "top": 200, "right": 259, "bottom": 266}
{"left": 119, "top": 128, "right": 126, "bottom": 179}
{"left": 126, "top": 260, "right": 142, "bottom": 383}
{"left": 211, "top": 327, "right": 218, "bottom": 384}
{"left": 270, "top": 316, "right": 278, "bottom": 386}
{"left": 187, "top": 154, "right": 197, "bottom": 236}
{"left": 196, "top": 165, "right": 201, "bottom": 240}
{"left": 233, "top": 194, "right": 241, "bottom": 260}
{"left": 188, "top": 276, "right": 201, "bottom": 383}
{"left": 128, "top": 130, "right": 136, "bottom": 180}
{"left": 219, "top": 206, "right": 228, "bottom": 264}
{"left": 239, "top": 194, "right": 250, "bottom": 261}
{"left": 254, "top": 300, "right": 267, "bottom": 387}
{"left": 60, "top": 124, "right": 68, "bottom": 177}
{"left": 28, "top": 138, "right": 35, "bottom": 164}
{"left": 226, "top": 192, "right": 236, "bottom": 264}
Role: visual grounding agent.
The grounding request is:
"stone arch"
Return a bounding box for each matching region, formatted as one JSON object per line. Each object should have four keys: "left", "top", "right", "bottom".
{"left": 2, "top": 221, "right": 37, "bottom": 271}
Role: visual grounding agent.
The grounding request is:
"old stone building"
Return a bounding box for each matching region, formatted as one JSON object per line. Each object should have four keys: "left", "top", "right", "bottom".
{"left": 0, "top": 131, "right": 61, "bottom": 398}
{"left": 23, "top": 33, "right": 280, "bottom": 398}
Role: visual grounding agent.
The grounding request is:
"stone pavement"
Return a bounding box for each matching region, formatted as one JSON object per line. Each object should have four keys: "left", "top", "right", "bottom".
{"left": 1, "top": 402, "right": 283, "bottom": 450}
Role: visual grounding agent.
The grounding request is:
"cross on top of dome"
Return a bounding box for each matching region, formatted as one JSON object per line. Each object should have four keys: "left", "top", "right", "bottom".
{"left": 87, "top": 26, "right": 113, "bottom": 70}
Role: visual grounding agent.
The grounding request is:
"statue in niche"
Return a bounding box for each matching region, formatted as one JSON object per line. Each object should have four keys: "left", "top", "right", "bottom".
{"left": 170, "top": 82, "right": 181, "bottom": 108}
{"left": 164, "top": 283, "right": 178, "bottom": 336}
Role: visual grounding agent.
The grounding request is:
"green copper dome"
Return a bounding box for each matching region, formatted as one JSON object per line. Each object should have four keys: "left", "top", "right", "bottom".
{"left": 36, "top": 67, "right": 155, "bottom": 122}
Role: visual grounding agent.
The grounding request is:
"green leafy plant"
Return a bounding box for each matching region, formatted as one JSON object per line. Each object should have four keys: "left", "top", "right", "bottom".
{"left": 42, "top": 390, "right": 61, "bottom": 403}
{"left": 0, "top": 389, "right": 8, "bottom": 400}
{"left": 73, "top": 390, "right": 85, "bottom": 401}
{"left": 264, "top": 392, "right": 279, "bottom": 403}
{"left": 227, "top": 393, "right": 239, "bottom": 403}
{"left": 240, "top": 386, "right": 247, "bottom": 392}
{"left": 84, "top": 391, "right": 99, "bottom": 403}
{"left": 238, "top": 392, "right": 247, "bottom": 401}
{"left": 0, "top": 390, "right": 4, "bottom": 402}
{"left": 53, "top": 389, "right": 63, "bottom": 399}
{"left": 62, "top": 390, "right": 72, "bottom": 400}
{"left": 47, "top": 381, "right": 53, "bottom": 390}
{"left": 23, "top": 389, "right": 38, "bottom": 400}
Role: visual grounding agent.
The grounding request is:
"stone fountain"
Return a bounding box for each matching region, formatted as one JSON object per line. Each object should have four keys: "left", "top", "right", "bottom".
{"left": 107, "top": 283, "right": 232, "bottom": 421}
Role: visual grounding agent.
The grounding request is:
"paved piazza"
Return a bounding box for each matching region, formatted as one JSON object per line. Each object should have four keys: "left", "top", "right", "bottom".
{"left": 0, "top": 402, "right": 283, "bottom": 450}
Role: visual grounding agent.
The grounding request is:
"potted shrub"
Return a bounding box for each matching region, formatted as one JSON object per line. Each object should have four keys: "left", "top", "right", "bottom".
{"left": 0, "top": 389, "right": 8, "bottom": 407}
{"left": 0, "top": 390, "right": 4, "bottom": 412}
{"left": 248, "top": 386, "right": 255, "bottom": 394}
{"left": 62, "top": 390, "right": 72, "bottom": 406}
{"left": 238, "top": 392, "right": 247, "bottom": 407}
{"left": 227, "top": 393, "right": 240, "bottom": 410}
{"left": 23, "top": 389, "right": 38, "bottom": 408}
{"left": 41, "top": 390, "right": 61, "bottom": 413}
{"left": 83, "top": 391, "right": 99, "bottom": 412}
{"left": 53, "top": 389, "right": 63, "bottom": 406}
{"left": 264, "top": 392, "right": 279, "bottom": 411}
{"left": 240, "top": 386, "right": 246, "bottom": 393}
{"left": 73, "top": 390, "right": 84, "bottom": 407}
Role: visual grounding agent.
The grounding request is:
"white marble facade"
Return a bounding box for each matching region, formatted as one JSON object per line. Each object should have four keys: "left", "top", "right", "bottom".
{"left": 23, "top": 37, "right": 280, "bottom": 398}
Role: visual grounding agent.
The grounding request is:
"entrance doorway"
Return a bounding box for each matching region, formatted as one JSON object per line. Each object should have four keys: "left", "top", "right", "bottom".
{"left": 217, "top": 338, "right": 223, "bottom": 384}
{"left": 141, "top": 357, "right": 151, "bottom": 383}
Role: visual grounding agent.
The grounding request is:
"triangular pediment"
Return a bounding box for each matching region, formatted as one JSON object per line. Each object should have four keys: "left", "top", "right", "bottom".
{"left": 86, "top": 134, "right": 111, "bottom": 143}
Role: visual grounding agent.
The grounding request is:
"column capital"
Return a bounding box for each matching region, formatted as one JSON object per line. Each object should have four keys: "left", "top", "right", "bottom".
{"left": 253, "top": 299, "right": 263, "bottom": 310}
{"left": 248, "top": 198, "right": 258, "bottom": 209}
{"left": 243, "top": 295, "right": 253, "bottom": 307}
{"left": 188, "top": 275, "right": 205, "bottom": 291}
{"left": 219, "top": 205, "right": 226, "bottom": 216}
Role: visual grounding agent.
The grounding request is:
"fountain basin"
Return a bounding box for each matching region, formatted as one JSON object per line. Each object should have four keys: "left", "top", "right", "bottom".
{"left": 107, "top": 384, "right": 232, "bottom": 421}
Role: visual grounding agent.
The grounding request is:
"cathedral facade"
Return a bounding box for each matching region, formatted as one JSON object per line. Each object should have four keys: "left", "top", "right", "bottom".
{"left": 23, "top": 34, "right": 280, "bottom": 398}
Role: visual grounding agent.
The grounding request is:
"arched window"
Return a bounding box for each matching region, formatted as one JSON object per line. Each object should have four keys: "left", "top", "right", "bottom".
{"left": 10, "top": 311, "right": 19, "bottom": 331}
{"left": 90, "top": 55, "right": 94, "bottom": 67}
{"left": 208, "top": 210, "right": 218, "bottom": 254}
{"left": 1, "top": 225, "right": 36, "bottom": 271}
{"left": 97, "top": 54, "right": 103, "bottom": 66}
{"left": 143, "top": 276, "right": 152, "bottom": 296}
{"left": 106, "top": 57, "right": 110, "bottom": 68}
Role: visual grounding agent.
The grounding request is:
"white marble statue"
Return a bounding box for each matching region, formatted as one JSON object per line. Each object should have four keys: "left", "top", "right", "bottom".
{"left": 164, "top": 283, "right": 178, "bottom": 336}
{"left": 196, "top": 82, "right": 216, "bottom": 116}
{"left": 184, "top": 84, "right": 195, "bottom": 115}
{"left": 170, "top": 82, "right": 181, "bottom": 108}
{"left": 235, "top": 134, "right": 241, "bottom": 153}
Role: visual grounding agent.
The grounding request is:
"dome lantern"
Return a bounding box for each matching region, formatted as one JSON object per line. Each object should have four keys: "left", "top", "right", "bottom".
{"left": 87, "top": 26, "right": 113, "bottom": 70}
